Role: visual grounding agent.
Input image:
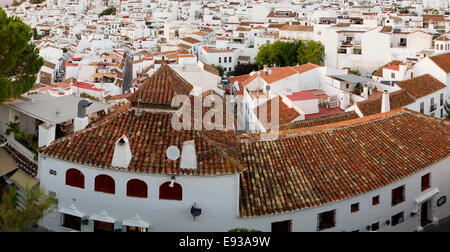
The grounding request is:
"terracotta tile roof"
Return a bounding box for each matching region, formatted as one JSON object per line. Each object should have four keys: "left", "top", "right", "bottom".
{"left": 202, "top": 46, "right": 234, "bottom": 53}
{"left": 44, "top": 61, "right": 56, "bottom": 69}
{"left": 128, "top": 64, "right": 193, "bottom": 108}
{"left": 40, "top": 109, "right": 243, "bottom": 176}
{"left": 239, "top": 109, "right": 450, "bottom": 217}
{"left": 429, "top": 52, "right": 450, "bottom": 73}
{"left": 203, "top": 63, "right": 220, "bottom": 76}
{"left": 181, "top": 37, "right": 201, "bottom": 44}
{"left": 380, "top": 26, "right": 393, "bottom": 33}
{"left": 280, "top": 25, "right": 314, "bottom": 32}
{"left": 289, "top": 63, "right": 320, "bottom": 74}
{"left": 372, "top": 60, "right": 404, "bottom": 77}
{"left": 396, "top": 74, "right": 446, "bottom": 99}
{"left": 356, "top": 89, "right": 415, "bottom": 116}
{"left": 39, "top": 72, "right": 52, "bottom": 85}
{"left": 253, "top": 96, "right": 301, "bottom": 130}
{"left": 289, "top": 111, "right": 359, "bottom": 129}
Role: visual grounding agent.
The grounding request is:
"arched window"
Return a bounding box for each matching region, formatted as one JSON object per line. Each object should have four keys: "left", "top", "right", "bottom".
{"left": 441, "top": 44, "right": 444, "bottom": 51}
{"left": 159, "top": 182, "right": 182, "bottom": 201}
{"left": 94, "top": 174, "right": 115, "bottom": 194}
{"left": 66, "top": 168, "right": 85, "bottom": 189}
{"left": 127, "top": 179, "right": 148, "bottom": 198}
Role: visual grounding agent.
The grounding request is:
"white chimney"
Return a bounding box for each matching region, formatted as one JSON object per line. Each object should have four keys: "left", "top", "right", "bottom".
{"left": 381, "top": 90, "right": 390, "bottom": 113}
{"left": 38, "top": 123, "right": 56, "bottom": 147}
{"left": 112, "top": 135, "right": 132, "bottom": 169}
{"left": 180, "top": 140, "right": 197, "bottom": 169}
{"left": 363, "top": 86, "right": 369, "bottom": 98}
{"left": 74, "top": 100, "right": 92, "bottom": 132}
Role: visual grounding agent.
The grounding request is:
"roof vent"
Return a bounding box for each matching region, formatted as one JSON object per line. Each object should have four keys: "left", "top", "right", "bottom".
{"left": 180, "top": 140, "right": 197, "bottom": 170}
{"left": 112, "top": 135, "right": 132, "bottom": 169}
{"left": 78, "top": 100, "right": 93, "bottom": 118}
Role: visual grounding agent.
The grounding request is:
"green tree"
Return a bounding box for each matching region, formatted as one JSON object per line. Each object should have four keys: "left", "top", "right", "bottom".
{"left": 211, "top": 64, "right": 224, "bottom": 77}
{"left": 0, "top": 9, "right": 44, "bottom": 103}
{"left": 12, "top": 0, "right": 20, "bottom": 6}
{"left": 444, "top": 101, "right": 450, "bottom": 120}
{"left": 297, "top": 41, "right": 325, "bottom": 65}
{"left": 0, "top": 185, "right": 55, "bottom": 232}
{"left": 99, "top": 7, "right": 116, "bottom": 17}
{"left": 254, "top": 43, "right": 272, "bottom": 66}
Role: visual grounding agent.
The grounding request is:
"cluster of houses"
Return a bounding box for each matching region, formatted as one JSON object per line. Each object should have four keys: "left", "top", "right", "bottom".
{"left": 0, "top": 0, "right": 449, "bottom": 232}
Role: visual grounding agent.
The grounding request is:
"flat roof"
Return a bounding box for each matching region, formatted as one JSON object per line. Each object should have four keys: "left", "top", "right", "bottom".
{"left": 329, "top": 74, "right": 372, "bottom": 84}
{"left": 7, "top": 94, "right": 109, "bottom": 125}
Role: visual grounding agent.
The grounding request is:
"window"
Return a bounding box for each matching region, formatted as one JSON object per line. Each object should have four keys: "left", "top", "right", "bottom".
{"left": 430, "top": 97, "right": 435, "bottom": 111}
{"left": 65, "top": 168, "right": 85, "bottom": 189}
{"left": 229, "top": 57, "right": 232, "bottom": 63}
{"left": 351, "top": 203, "right": 359, "bottom": 213}
{"left": 94, "top": 220, "right": 114, "bottom": 232}
{"left": 218, "top": 57, "right": 221, "bottom": 63}
{"left": 224, "top": 57, "right": 227, "bottom": 63}
{"left": 62, "top": 214, "right": 81, "bottom": 231}
{"left": 159, "top": 181, "right": 182, "bottom": 200}
{"left": 372, "top": 195, "right": 380, "bottom": 206}
{"left": 94, "top": 174, "right": 115, "bottom": 194}
{"left": 126, "top": 226, "right": 148, "bottom": 232}
{"left": 421, "top": 173, "right": 430, "bottom": 192}
{"left": 271, "top": 220, "right": 292, "bottom": 232}
{"left": 391, "top": 212, "right": 404, "bottom": 226}
{"left": 392, "top": 185, "right": 405, "bottom": 206}
{"left": 318, "top": 210, "right": 336, "bottom": 231}
{"left": 391, "top": 73, "right": 395, "bottom": 79}
{"left": 420, "top": 102, "right": 424, "bottom": 113}
{"left": 127, "top": 179, "right": 148, "bottom": 198}
{"left": 440, "top": 93, "right": 444, "bottom": 106}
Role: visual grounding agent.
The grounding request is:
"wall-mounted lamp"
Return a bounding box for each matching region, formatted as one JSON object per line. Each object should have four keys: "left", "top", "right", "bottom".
{"left": 191, "top": 202, "right": 202, "bottom": 221}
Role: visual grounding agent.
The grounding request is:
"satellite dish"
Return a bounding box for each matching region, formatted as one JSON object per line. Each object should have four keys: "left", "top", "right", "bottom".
{"left": 266, "top": 85, "right": 271, "bottom": 91}
{"left": 166, "top": 146, "right": 180, "bottom": 161}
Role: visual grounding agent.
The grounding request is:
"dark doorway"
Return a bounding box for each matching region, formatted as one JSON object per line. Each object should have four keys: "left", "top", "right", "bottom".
{"left": 421, "top": 200, "right": 431, "bottom": 227}
{"left": 271, "top": 220, "right": 292, "bottom": 232}
{"left": 94, "top": 220, "right": 114, "bottom": 232}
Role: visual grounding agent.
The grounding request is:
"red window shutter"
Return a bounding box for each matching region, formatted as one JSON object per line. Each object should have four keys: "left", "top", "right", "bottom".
{"left": 66, "top": 169, "right": 85, "bottom": 189}
{"left": 159, "top": 182, "right": 182, "bottom": 201}
{"left": 127, "top": 179, "right": 148, "bottom": 198}
{"left": 95, "top": 175, "right": 115, "bottom": 194}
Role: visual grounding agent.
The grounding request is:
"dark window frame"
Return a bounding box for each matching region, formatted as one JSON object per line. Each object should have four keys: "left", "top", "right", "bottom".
{"left": 392, "top": 185, "right": 405, "bottom": 206}
{"left": 421, "top": 173, "right": 431, "bottom": 192}
{"left": 372, "top": 195, "right": 380, "bottom": 206}
{"left": 65, "top": 168, "right": 85, "bottom": 189}
{"left": 271, "top": 220, "right": 292, "bottom": 232}
{"left": 159, "top": 181, "right": 182, "bottom": 201}
{"left": 318, "top": 210, "right": 336, "bottom": 231}
{"left": 94, "top": 174, "right": 115, "bottom": 194}
{"left": 351, "top": 203, "right": 359, "bottom": 213}
{"left": 127, "top": 179, "right": 148, "bottom": 198}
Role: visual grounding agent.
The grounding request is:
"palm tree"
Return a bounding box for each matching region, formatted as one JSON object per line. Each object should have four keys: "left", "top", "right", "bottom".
{"left": 444, "top": 101, "right": 450, "bottom": 120}
{"left": 0, "top": 185, "right": 55, "bottom": 232}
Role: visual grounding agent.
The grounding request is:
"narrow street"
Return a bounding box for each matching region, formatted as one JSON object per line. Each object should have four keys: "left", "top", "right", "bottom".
{"left": 424, "top": 216, "right": 450, "bottom": 232}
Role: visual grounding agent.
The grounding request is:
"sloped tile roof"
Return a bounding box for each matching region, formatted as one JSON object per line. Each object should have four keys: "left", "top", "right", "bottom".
{"left": 253, "top": 96, "right": 301, "bottom": 130}
{"left": 429, "top": 52, "right": 450, "bottom": 73}
{"left": 356, "top": 89, "right": 415, "bottom": 116}
{"left": 289, "top": 111, "right": 359, "bottom": 129}
{"left": 239, "top": 109, "right": 450, "bottom": 217}
{"left": 128, "top": 64, "right": 193, "bottom": 108}
{"left": 396, "top": 74, "right": 446, "bottom": 99}
{"left": 39, "top": 109, "right": 243, "bottom": 176}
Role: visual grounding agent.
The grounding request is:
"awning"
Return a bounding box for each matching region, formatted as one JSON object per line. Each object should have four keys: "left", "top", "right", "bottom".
{"left": 414, "top": 188, "right": 439, "bottom": 204}
{"left": 59, "top": 205, "right": 85, "bottom": 218}
{"left": 9, "top": 169, "right": 38, "bottom": 189}
{"left": 90, "top": 210, "right": 115, "bottom": 223}
{"left": 122, "top": 215, "right": 150, "bottom": 228}
{"left": 0, "top": 149, "right": 17, "bottom": 177}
